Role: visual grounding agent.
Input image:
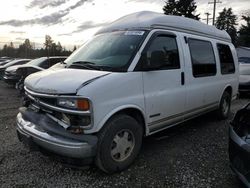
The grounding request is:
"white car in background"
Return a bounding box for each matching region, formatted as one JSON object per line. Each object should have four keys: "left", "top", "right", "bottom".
{"left": 239, "top": 57, "right": 250, "bottom": 94}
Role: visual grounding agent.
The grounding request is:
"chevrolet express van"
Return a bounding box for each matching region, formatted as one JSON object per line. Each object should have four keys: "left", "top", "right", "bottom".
{"left": 16, "top": 11, "right": 239, "bottom": 173}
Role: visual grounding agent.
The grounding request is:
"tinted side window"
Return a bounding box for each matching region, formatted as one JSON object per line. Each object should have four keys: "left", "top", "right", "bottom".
{"left": 16, "top": 61, "right": 28, "bottom": 65}
{"left": 39, "top": 60, "right": 49, "bottom": 69}
{"left": 188, "top": 39, "right": 216, "bottom": 77}
{"left": 50, "top": 58, "right": 63, "bottom": 66}
{"left": 217, "top": 44, "right": 235, "bottom": 74}
{"left": 141, "top": 35, "right": 180, "bottom": 70}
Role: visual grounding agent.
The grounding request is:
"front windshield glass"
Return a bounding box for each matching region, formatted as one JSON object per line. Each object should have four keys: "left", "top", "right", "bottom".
{"left": 65, "top": 30, "right": 147, "bottom": 72}
{"left": 27, "top": 57, "right": 47, "bottom": 66}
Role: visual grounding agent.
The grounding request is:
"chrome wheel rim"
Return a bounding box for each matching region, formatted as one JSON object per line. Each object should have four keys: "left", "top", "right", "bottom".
{"left": 110, "top": 129, "right": 135, "bottom": 162}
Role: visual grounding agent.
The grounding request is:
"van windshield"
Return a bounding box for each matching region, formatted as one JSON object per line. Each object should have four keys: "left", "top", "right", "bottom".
{"left": 65, "top": 30, "right": 147, "bottom": 72}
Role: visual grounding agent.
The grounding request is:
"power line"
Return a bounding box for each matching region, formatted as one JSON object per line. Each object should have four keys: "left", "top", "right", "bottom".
{"left": 208, "top": 0, "right": 222, "bottom": 25}
{"left": 203, "top": 12, "right": 212, "bottom": 24}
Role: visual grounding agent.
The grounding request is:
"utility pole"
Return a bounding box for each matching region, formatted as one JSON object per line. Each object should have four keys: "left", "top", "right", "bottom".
{"left": 208, "top": 0, "right": 222, "bottom": 25}
{"left": 203, "top": 12, "right": 212, "bottom": 24}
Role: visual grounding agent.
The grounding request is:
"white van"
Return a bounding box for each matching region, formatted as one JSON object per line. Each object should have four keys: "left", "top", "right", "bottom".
{"left": 16, "top": 11, "right": 239, "bottom": 173}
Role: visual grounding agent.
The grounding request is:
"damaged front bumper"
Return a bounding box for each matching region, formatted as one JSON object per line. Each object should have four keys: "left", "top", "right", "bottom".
{"left": 16, "top": 107, "right": 97, "bottom": 159}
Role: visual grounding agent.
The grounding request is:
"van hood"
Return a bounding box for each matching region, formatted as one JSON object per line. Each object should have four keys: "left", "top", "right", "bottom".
{"left": 25, "top": 68, "right": 110, "bottom": 94}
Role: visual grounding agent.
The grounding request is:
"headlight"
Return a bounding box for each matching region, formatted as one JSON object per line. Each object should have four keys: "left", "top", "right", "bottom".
{"left": 57, "top": 98, "right": 90, "bottom": 111}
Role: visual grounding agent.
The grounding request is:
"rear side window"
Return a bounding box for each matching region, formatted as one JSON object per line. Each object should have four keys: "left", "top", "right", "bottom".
{"left": 188, "top": 39, "right": 216, "bottom": 77}
{"left": 217, "top": 44, "right": 235, "bottom": 74}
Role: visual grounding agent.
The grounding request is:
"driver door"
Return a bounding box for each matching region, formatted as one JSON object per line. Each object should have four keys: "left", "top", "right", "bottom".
{"left": 139, "top": 32, "right": 186, "bottom": 133}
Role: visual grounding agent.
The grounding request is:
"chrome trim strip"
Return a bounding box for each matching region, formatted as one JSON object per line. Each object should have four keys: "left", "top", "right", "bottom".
{"left": 25, "top": 87, "right": 91, "bottom": 115}
{"left": 148, "top": 102, "right": 218, "bottom": 134}
{"left": 148, "top": 102, "right": 218, "bottom": 126}
{"left": 25, "top": 86, "right": 78, "bottom": 98}
{"left": 26, "top": 92, "right": 91, "bottom": 115}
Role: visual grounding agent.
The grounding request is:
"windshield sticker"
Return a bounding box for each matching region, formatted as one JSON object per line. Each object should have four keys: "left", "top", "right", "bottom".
{"left": 125, "top": 31, "right": 145, "bottom": 36}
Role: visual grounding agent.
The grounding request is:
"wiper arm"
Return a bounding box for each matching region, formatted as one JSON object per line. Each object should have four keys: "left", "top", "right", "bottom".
{"left": 71, "top": 61, "right": 95, "bottom": 65}
{"left": 68, "top": 61, "right": 115, "bottom": 71}
{"left": 68, "top": 61, "right": 96, "bottom": 70}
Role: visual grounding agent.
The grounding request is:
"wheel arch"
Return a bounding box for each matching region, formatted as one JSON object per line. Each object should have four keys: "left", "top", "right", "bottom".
{"left": 96, "top": 105, "right": 148, "bottom": 136}
{"left": 220, "top": 85, "right": 233, "bottom": 101}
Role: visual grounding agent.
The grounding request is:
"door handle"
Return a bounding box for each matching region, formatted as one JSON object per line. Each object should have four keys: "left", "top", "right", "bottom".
{"left": 181, "top": 72, "right": 185, "bottom": 85}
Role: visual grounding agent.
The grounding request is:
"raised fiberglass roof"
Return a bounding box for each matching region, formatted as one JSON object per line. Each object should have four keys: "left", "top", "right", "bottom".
{"left": 96, "top": 11, "right": 231, "bottom": 42}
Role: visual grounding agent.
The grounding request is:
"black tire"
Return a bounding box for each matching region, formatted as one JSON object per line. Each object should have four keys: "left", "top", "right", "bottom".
{"left": 217, "top": 91, "right": 231, "bottom": 120}
{"left": 95, "top": 114, "right": 143, "bottom": 174}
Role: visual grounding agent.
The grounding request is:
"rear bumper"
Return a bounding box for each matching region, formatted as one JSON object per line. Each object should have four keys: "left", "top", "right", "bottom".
{"left": 16, "top": 111, "right": 97, "bottom": 159}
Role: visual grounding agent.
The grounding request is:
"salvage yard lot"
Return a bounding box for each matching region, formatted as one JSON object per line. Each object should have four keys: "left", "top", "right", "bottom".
{"left": 0, "top": 80, "right": 248, "bottom": 188}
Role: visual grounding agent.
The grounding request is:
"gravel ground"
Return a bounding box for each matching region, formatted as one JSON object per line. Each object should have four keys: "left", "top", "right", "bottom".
{"left": 0, "top": 80, "right": 249, "bottom": 188}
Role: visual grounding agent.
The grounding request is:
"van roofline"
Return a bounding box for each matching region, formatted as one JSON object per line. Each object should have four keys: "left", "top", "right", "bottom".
{"left": 96, "top": 11, "right": 231, "bottom": 43}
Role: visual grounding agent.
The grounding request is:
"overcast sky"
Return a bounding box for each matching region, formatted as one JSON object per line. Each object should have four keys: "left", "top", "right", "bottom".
{"left": 0, "top": 0, "right": 249, "bottom": 50}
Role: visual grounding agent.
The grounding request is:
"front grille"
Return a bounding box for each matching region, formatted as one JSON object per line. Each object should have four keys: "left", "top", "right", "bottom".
{"left": 24, "top": 87, "right": 92, "bottom": 130}
{"left": 38, "top": 97, "right": 57, "bottom": 106}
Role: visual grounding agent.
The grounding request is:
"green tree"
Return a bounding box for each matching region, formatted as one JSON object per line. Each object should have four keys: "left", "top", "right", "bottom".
{"left": 8, "top": 42, "right": 15, "bottom": 57}
{"left": 163, "top": 0, "right": 200, "bottom": 20}
{"left": 44, "top": 35, "right": 53, "bottom": 57}
{"left": 2, "top": 44, "right": 8, "bottom": 56}
{"left": 215, "top": 8, "right": 237, "bottom": 44}
{"left": 56, "top": 42, "right": 62, "bottom": 53}
{"left": 0, "top": 39, "right": 72, "bottom": 58}
{"left": 24, "top": 39, "right": 32, "bottom": 58}
{"left": 17, "top": 39, "right": 33, "bottom": 58}
{"left": 238, "top": 15, "right": 250, "bottom": 47}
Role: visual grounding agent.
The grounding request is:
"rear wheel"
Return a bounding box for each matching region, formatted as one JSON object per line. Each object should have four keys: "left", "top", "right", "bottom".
{"left": 95, "top": 114, "right": 143, "bottom": 174}
{"left": 217, "top": 91, "right": 231, "bottom": 119}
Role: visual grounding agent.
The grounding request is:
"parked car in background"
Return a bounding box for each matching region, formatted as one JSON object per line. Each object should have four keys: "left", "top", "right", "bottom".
{"left": 0, "top": 59, "right": 31, "bottom": 79}
{"left": 16, "top": 11, "right": 238, "bottom": 173}
{"left": 0, "top": 58, "right": 15, "bottom": 66}
{"left": 239, "top": 57, "right": 250, "bottom": 64}
{"left": 16, "top": 56, "right": 67, "bottom": 94}
{"left": 0, "top": 56, "right": 13, "bottom": 61}
{"left": 5, "top": 56, "right": 67, "bottom": 92}
{"left": 239, "top": 57, "right": 250, "bottom": 94}
{"left": 229, "top": 102, "right": 250, "bottom": 187}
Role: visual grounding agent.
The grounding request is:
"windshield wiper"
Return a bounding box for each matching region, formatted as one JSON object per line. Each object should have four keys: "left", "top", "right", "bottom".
{"left": 71, "top": 61, "right": 95, "bottom": 65}
{"left": 68, "top": 61, "right": 97, "bottom": 70}
{"left": 68, "top": 61, "right": 116, "bottom": 71}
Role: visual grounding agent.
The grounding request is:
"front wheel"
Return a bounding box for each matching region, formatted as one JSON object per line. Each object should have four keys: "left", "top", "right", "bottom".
{"left": 217, "top": 91, "right": 231, "bottom": 119}
{"left": 95, "top": 114, "right": 143, "bottom": 174}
